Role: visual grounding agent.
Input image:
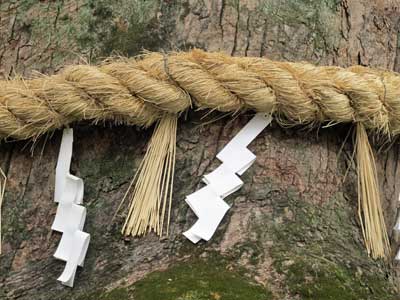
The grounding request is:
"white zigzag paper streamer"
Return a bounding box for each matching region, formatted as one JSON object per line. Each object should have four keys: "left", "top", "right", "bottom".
{"left": 51, "top": 128, "right": 90, "bottom": 287}
{"left": 184, "top": 113, "right": 272, "bottom": 243}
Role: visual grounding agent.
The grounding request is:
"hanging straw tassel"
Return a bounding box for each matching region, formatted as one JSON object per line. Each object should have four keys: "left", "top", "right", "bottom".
{"left": 356, "top": 123, "right": 390, "bottom": 259}
{"left": 122, "top": 114, "right": 177, "bottom": 237}
{"left": 0, "top": 167, "right": 6, "bottom": 255}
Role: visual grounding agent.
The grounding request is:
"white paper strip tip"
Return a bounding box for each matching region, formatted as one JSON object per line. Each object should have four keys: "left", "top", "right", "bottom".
{"left": 184, "top": 113, "right": 272, "bottom": 244}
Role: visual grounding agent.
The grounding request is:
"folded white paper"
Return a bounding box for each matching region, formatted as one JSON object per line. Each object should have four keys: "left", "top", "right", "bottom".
{"left": 183, "top": 230, "right": 202, "bottom": 244}
{"left": 184, "top": 186, "right": 227, "bottom": 243}
{"left": 185, "top": 197, "right": 230, "bottom": 241}
{"left": 202, "top": 164, "right": 243, "bottom": 199}
{"left": 57, "top": 231, "right": 90, "bottom": 287}
{"left": 184, "top": 113, "right": 272, "bottom": 244}
{"left": 52, "top": 128, "right": 90, "bottom": 287}
{"left": 52, "top": 203, "right": 86, "bottom": 232}
{"left": 218, "top": 147, "right": 256, "bottom": 175}
{"left": 55, "top": 129, "right": 84, "bottom": 204}
{"left": 217, "top": 113, "right": 272, "bottom": 175}
{"left": 54, "top": 230, "right": 88, "bottom": 266}
{"left": 185, "top": 186, "right": 223, "bottom": 217}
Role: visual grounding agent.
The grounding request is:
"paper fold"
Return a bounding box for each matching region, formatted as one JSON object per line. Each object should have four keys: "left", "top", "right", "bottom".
{"left": 184, "top": 113, "right": 272, "bottom": 243}
{"left": 52, "top": 128, "right": 90, "bottom": 287}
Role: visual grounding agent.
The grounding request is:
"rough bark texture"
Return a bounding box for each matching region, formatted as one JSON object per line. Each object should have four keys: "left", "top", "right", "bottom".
{"left": 1, "top": 1, "right": 400, "bottom": 299}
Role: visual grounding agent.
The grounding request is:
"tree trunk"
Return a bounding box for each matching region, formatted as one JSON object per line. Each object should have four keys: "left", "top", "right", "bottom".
{"left": 1, "top": 1, "right": 400, "bottom": 299}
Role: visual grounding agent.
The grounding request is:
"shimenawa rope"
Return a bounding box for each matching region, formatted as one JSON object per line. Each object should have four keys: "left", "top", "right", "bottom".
{"left": 0, "top": 49, "right": 398, "bottom": 140}
{"left": 0, "top": 49, "right": 396, "bottom": 259}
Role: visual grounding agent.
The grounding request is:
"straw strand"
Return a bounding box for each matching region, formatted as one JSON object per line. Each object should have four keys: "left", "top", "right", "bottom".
{"left": 122, "top": 114, "right": 177, "bottom": 237}
{"left": 356, "top": 123, "right": 390, "bottom": 259}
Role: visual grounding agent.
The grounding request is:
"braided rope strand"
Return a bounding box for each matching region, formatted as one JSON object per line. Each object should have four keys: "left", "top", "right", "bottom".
{"left": 0, "top": 49, "right": 398, "bottom": 140}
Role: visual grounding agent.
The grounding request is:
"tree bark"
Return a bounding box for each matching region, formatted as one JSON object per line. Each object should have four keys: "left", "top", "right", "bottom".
{"left": 1, "top": 1, "right": 400, "bottom": 299}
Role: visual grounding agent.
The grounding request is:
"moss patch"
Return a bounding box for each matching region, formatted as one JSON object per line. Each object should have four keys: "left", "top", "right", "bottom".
{"left": 273, "top": 256, "right": 396, "bottom": 300}
{"left": 76, "top": 0, "right": 162, "bottom": 57}
{"left": 268, "top": 191, "right": 397, "bottom": 299}
{"left": 12, "top": 0, "right": 163, "bottom": 72}
{"left": 261, "top": 0, "right": 341, "bottom": 53}
{"left": 133, "top": 256, "right": 272, "bottom": 300}
{"left": 79, "top": 254, "right": 272, "bottom": 300}
{"left": 77, "top": 287, "right": 131, "bottom": 300}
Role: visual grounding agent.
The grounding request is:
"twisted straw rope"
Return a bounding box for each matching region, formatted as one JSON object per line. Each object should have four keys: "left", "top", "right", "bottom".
{"left": 1, "top": 49, "right": 399, "bottom": 140}
{"left": 0, "top": 49, "right": 395, "bottom": 259}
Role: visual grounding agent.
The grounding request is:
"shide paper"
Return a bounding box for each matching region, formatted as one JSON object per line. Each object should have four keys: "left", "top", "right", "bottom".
{"left": 51, "top": 128, "right": 90, "bottom": 287}
{"left": 183, "top": 186, "right": 230, "bottom": 243}
{"left": 184, "top": 113, "right": 272, "bottom": 243}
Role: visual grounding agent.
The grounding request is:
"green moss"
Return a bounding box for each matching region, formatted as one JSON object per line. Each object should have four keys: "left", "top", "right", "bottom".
{"left": 14, "top": 0, "right": 162, "bottom": 72}
{"left": 273, "top": 257, "right": 395, "bottom": 300}
{"left": 100, "top": 6, "right": 162, "bottom": 56}
{"left": 266, "top": 192, "right": 396, "bottom": 299}
{"left": 261, "top": 0, "right": 341, "bottom": 53}
{"left": 76, "top": 0, "right": 161, "bottom": 57}
{"left": 132, "top": 255, "right": 272, "bottom": 300}
{"left": 228, "top": 240, "right": 264, "bottom": 266}
{"left": 79, "top": 254, "right": 272, "bottom": 300}
{"left": 77, "top": 287, "right": 132, "bottom": 300}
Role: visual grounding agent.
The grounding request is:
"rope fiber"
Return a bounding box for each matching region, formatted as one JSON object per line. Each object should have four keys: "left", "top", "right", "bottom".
{"left": 0, "top": 49, "right": 399, "bottom": 140}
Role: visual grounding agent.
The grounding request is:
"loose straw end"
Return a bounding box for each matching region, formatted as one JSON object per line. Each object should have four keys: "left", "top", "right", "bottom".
{"left": 356, "top": 123, "right": 390, "bottom": 259}
{"left": 122, "top": 114, "right": 177, "bottom": 238}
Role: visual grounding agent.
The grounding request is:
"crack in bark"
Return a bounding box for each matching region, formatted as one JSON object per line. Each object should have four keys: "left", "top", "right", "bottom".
{"left": 340, "top": 0, "right": 351, "bottom": 40}
{"left": 259, "top": 18, "right": 268, "bottom": 57}
{"left": 244, "top": 14, "right": 251, "bottom": 57}
{"left": 393, "top": 21, "right": 400, "bottom": 72}
{"left": 219, "top": 0, "right": 225, "bottom": 43}
{"left": 231, "top": 1, "right": 240, "bottom": 56}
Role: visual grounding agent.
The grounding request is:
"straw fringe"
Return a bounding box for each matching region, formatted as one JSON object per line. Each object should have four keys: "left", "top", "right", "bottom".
{"left": 122, "top": 114, "right": 177, "bottom": 237}
{"left": 356, "top": 123, "right": 390, "bottom": 259}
